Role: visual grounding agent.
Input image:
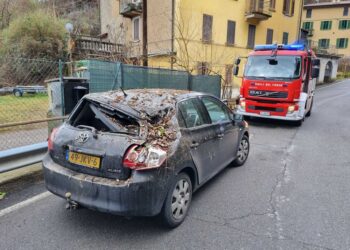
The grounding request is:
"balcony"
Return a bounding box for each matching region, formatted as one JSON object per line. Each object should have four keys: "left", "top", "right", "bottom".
{"left": 72, "top": 36, "right": 124, "bottom": 60}
{"left": 304, "top": 0, "right": 350, "bottom": 7}
{"left": 307, "top": 29, "right": 314, "bottom": 37}
{"left": 245, "top": 0, "right": 272, "bottom": 23}
{"left": 120, "top": 0, "right": 142, "bottom": 18}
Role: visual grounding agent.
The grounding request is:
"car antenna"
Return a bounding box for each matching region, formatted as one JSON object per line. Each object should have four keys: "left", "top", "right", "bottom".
{"left": 120, "top": 86, "right": 128, "bottom": 97}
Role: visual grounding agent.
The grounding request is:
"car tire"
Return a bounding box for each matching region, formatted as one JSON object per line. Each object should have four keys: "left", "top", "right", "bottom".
{"left": 306, "top": 98, "right": 313, "bottom": 117}
{"left": 13, "top": 90, "right": 22, "bottom": 97}
{"left": 232, "top": 135, "right": 250, "bottom": 167}
{"left": 161, "top": 173, "right": 192, "bottom": 228}
{"left": 293, "top": 118, "right": 303, "bottom": 127}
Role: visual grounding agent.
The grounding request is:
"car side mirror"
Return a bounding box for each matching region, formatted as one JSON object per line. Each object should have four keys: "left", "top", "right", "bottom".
{"left": 312, "top": 67, "right": 320, "bottom": 78}
{"left": 233, "top": 66, "right": 239, "bottom": 76}
{"left": 234, "top": 58, "right": 241, "bottom": 65}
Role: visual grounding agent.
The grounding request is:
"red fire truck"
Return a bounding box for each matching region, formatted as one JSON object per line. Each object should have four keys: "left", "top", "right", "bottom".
{"left": 234, "top": 43, "right": 320, "bottom": 126}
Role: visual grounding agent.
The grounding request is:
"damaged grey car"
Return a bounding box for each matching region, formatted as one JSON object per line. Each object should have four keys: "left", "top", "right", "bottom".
{"left": 43, "top": 89, "right": 250, "bottom": 228}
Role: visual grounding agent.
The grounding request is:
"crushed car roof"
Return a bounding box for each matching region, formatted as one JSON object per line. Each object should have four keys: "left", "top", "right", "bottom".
{"left": 86, "top": 89, "right": 199, "bottom": 118}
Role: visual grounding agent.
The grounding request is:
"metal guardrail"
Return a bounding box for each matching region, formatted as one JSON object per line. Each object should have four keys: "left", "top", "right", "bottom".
{"left": 0, "top": 142, "right": 47, "bottom": 173}
{"left": 0, "top": 116, "right": 67, "bottom": 173}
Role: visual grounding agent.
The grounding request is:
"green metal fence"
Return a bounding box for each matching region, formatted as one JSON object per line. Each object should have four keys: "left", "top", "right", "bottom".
{"left": 82, "top": 60, "right": 221, "bottom": 97}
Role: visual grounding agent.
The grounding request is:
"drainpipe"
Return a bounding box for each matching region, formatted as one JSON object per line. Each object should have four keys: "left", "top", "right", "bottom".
{"left": 142, "top": 0, "right": 148, "bottom": 66}
{"left": 171, "top": 0, "right": 175, "bottom": 69}
{"left": 297, "top": 0, "right": 304, "bottom": 39}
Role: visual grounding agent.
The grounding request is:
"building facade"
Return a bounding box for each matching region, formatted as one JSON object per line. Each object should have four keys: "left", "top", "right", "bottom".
{"left": 100, "top": 0, "right": 302, "bottom": 87}
{"left": 302, "top": 0, "right": 350, "bottom": 56}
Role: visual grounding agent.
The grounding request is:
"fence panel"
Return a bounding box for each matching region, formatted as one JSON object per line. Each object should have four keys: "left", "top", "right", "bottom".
{"left": 122, "top": 65, "right": 190, "bottom": 90}
{"left": 86, "top": 60, "right": 122, "bottom": 92}
{"left": 0, "top": 56, "right": 60, "bottom": 151}
{"left": 191, "top": 75, "right": 221, "bottom": 97}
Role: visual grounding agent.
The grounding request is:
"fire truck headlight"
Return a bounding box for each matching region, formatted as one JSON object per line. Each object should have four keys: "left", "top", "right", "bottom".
{"left": 288, "top": 105, "right": 295, "bottom": 113}
{"left": 240, "top": 101, "right": 246, "bottom": 109}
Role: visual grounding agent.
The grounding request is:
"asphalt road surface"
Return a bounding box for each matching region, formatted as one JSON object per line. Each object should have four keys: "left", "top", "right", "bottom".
{"left": 1, "top": 80, "right": 350, "bottom": 250}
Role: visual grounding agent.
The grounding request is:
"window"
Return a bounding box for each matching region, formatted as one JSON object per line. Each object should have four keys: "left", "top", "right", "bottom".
{"left": 306, "top": 9, "right": 312, "bottom": 18}
{"left": 201, "top": 97, "right": 230, "bottom": 124}
{"left": 282, "top": 32, "right": 289, "bottom": 45}
{"left": 266, "top": 29, "right": 274, "bottom": 44}
{"left": 303, "top": 21, "right": 313, "bottom": 30}
{"left": 227, "top": 20, "right": 236, "bottom": 45}
{"left": 318, "top": 39, "right": 330, "bottom": 49}
{"left": 247, "top": 24, "right": 256, "bottom": 49}
{"left": 339, "top": 20, "right": 350, "bottom": 30}
{"left": 178, "top": 99, "right": 207, "bottom": 128}
{"left": 320, "top": 21, "right": 332, "bottom": 30}
{"left": 336, "top": 38, "right": 349, "bottom": 49}
{"left": 283, "top": 0, "right": 295, "bottom": 16}
{"left": 197, "top": 62, "right": 210, "bottom": 75}
{"left": 344, "top": 7, "right": 349, "bottom": 16}
{"left": 132, "top": 17, "right": 140, "bottom": 41}
{"left": 202, "top": 14, "right": 213, "bottom": 43}
{"left": 270, "top": 0, "right": 276, "bottom": 10}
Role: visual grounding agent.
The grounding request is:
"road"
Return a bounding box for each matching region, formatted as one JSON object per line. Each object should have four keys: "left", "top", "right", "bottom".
{"left": 1, "top": 80, "right": 350, "bottom": 250}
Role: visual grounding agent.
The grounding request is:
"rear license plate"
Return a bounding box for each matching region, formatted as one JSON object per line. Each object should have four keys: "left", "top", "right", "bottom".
{"left": 260, "top": 111, "right": 270, "bottom": 116}
{"left": 67, "top": 151, "right": 101, "bottom": 169}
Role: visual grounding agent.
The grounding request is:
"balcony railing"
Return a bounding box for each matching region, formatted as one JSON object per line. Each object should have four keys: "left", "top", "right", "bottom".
{"left": 72, "top": 36, "right": 124, "bottom": 60}
{"left": 245, "top": 0, "right": 272, "bottom": 22}
{"left": 304, "top": 0, "right": 350, "bottom": 6}
{"left": 120, "top": 0, "right": 142, "bottom": 18}
{"left": 307, "top": 40, "right": 339, "bottom": 55}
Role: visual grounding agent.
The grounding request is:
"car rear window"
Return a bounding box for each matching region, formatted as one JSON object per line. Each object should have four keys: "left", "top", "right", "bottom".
{"left": 69, "top": 99, "right": 140, "bottom": 136}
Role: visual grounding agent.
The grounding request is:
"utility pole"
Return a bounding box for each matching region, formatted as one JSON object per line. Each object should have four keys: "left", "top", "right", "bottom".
{"left": 142, "top": 0, "right": 148, "bottom": 66}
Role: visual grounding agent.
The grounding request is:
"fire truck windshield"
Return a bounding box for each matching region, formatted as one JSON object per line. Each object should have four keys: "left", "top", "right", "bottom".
{"left": 244, "top": 55, "right": 302, "bottom": 80}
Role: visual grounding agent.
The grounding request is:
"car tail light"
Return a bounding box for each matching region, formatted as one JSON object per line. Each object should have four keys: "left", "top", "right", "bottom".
{"left": 48, "top": 128, "right": 58, "bottom": 151}
{"left": 123, "top": 145, "right": 167, "bottom": 170}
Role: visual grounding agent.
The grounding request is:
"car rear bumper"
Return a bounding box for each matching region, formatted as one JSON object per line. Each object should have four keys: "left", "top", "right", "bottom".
{"left": 42, "top": 154, "right": 169, "bottom": 216}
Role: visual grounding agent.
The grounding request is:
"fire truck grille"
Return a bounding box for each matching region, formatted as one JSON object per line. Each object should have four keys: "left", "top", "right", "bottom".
{"left": 249, "top": 90, "right": 288, "bottom": 98}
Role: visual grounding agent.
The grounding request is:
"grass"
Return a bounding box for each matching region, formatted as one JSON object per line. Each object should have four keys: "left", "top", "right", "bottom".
{"left": 0, "top": 93, "right": 48, "bottom": 125}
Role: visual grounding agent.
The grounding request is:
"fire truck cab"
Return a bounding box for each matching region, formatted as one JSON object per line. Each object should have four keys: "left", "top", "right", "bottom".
{"left": 235, "top": 44, "right": 320, "bottom": 126}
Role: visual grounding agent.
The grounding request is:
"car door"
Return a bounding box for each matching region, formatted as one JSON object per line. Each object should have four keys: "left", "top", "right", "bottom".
{"left": 177, "top": 97, "right": 218, "bottom": 184}
{"left": 199, "top": 96, "right": 239, "bottom": 172}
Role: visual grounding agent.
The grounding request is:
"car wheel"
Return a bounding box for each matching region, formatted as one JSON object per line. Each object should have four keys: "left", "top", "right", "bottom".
{"left": 161, "top": 173, "right": 192, "bottom": 228}
{"left": 232, "top": 135, "right": 249, "bottom": 167}
{"left": 14, "top": 90, "right": 22, "bottom": 97}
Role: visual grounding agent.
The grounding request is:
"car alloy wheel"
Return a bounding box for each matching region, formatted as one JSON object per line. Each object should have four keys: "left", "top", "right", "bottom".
{"left": 171, "top": 178, "right": 191, "bottom": 220}
{"left": 237, "top": 137, "right": 249, "bottom": 162}
{"left": 232, "top": 135, "right": 249, "bottom": 167}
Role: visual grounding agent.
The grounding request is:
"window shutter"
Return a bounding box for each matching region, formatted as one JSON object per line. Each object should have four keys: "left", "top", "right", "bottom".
{"left": 266, "top": 29, "right": 273, "bottom": 44}
{"left": 227, "top": 20, "right": 236, "bottom": 45}
{"left": 203, "top": 14, "right": 213, "bottom": 42}
{"left": 345, "top": 38, "right": 349, "bottom": 48}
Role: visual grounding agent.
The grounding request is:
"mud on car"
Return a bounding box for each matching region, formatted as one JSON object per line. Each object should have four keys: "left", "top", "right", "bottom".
{"left": 43, "top": 89, "right": 250, "bottom": 228}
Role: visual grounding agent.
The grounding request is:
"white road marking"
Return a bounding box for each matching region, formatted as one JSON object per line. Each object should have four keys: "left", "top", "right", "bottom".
{"left": 0, "top": 191, "right": 52, "bottom": 218}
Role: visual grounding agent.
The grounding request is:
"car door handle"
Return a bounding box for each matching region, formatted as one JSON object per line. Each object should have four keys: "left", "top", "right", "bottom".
{"left": 217, "top": 133, "right": 224, "bottom": 139}
{"left": 190, "top": 142, "right": 200, "bottom": 148}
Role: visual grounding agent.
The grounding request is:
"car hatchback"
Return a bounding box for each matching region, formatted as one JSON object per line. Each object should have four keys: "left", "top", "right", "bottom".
{"left": 43, "top": 89, "right": 249, "bottom": 227}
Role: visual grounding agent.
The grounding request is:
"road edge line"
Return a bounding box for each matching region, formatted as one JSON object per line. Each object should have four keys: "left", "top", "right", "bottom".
{"left": 0, "top": 191, "right": 51, "bottom": 218}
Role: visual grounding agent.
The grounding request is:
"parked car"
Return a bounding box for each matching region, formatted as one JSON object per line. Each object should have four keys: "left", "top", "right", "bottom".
{"left": 43, "top": 89, "right": 250, "bottom": 227}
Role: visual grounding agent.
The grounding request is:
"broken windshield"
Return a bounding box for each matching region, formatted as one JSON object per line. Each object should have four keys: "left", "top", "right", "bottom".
{"left": 244, "top": 55, "right": 302, "bottom": 80}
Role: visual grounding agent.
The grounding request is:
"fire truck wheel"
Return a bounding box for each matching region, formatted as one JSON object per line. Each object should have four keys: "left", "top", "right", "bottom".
{"left": 293, "top": 119, "right": 303, "bottom": 127}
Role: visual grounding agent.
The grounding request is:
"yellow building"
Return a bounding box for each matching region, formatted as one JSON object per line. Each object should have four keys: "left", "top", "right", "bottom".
{"left": 302, "top": 0, "right": 350, "bottom": 56}
{"left": 100, "top": 0, "right": 303, "bottom": 88}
